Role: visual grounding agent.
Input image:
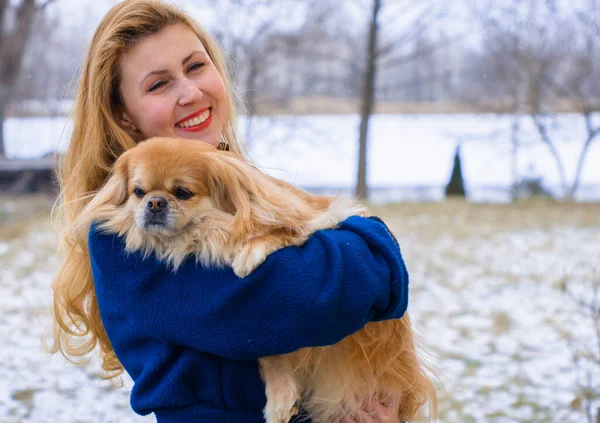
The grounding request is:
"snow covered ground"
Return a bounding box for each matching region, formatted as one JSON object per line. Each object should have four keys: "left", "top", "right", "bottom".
{"left": 4, "top": 113, "right": 600, "bottom": 202}
{"left": 379, "top": 201, "right": 600, "bottom": 423}
{"left": 1, "top": 196, "right": 597, "bottom": 422}
{"left": 1, "top": 112, "right": 599, "bottom": 421}
{"left": 0, "top": 197, "right": 150, "bottom": 423}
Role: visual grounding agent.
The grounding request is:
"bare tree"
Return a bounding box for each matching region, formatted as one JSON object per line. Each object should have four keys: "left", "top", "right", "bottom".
{"left": 15, "top": 4, "right": 84, "bottom": 109}
{"left": 355, "top": 0, "right": 380, "bottom": 199}
{"left": 561, "top": 0, "right": 600, "bottom": 198}
{"left": 355, "top": 0, "right": 449, "bottom": 200}
{"left": 204, "top": 0, "right": 309, "bottom": 146}
{"left": 527, "top": 1, "right": 600, "bottom": 200}
{"left": 0, "top": 0, "right": 57, "bottom": 156}
{"left": 470, "top": 0, "right": 600, "bottom": 200}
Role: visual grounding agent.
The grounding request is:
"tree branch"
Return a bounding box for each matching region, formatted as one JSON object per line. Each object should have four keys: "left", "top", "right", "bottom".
{"left": 378, "top": 31, "right": 472, "bottom": 69}
{"left": 376, "top": 5, "right": 437, "bottom": 59}
{"left": 40, "top": 0, "right": 58, "bottom": 9}
{"left": 0, "top": 0, "right": 8, "bottom": 29}
{"left": 376, "top": 70, "right": 450, "bottom": 95}
{"left": 531, "top": 114, "right": 569, "bottom": 198}
{"left": 0, "top": 0, "right": 7, "bottom": 51}
{"left": 378, "top": 0, "right": 428, "bottom": 27}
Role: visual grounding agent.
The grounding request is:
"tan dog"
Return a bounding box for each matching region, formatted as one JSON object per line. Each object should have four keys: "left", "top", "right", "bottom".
{"left": 76, "top": 137, "right": 437, "bottom": 423}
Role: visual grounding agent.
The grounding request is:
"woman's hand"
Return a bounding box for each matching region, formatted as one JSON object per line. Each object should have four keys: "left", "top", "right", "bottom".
{"left": 337, "top": 396, "right": 401, "bottom": 423}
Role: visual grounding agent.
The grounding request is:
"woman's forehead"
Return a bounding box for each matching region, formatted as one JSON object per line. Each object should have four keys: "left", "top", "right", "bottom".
{"left": 119, "top": 24, "right": 207, "bottom": 74}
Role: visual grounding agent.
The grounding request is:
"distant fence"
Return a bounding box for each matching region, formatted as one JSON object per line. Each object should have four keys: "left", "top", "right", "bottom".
{"left": 0, "top": 158, "right": 57, "bottom": 194}
{"left": 0, "top": 164, "right": 598, "bottom": 203}
{"left": 302, "top": 184, "right": 600, "bottom": 203}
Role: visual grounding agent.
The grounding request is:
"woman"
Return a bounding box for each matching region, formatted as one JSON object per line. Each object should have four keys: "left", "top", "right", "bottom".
{"left": 50, "top": 1, "right": 416, "bottom": 422}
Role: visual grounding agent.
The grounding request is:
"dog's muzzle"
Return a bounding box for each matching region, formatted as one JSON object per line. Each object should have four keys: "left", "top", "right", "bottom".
{"left": 143, "top": 196, "right": 169, "bottom": 226}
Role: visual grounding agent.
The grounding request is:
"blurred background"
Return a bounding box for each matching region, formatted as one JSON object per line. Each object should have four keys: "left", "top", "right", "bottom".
{"left": 0, "top": 0, "right": 598, "bottom": 422}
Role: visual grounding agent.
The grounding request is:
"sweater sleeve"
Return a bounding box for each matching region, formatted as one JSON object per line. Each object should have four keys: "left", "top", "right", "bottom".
{"left": 89, "top": 215, "right": 409, "bottom": 361}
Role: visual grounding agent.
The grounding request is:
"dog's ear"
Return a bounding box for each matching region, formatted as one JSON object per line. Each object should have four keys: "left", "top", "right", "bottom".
{"left": 205, "top": 152, "right": 256, "bottom": 239}
{"left": 74, "top": 152, "right": 130, "bottom": 234}
{"left": 96, "top": 153, "right": 130, "bottom": 207}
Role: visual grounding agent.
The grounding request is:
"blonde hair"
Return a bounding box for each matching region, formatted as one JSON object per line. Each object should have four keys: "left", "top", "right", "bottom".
{"left": 50, "top": 0, "right": 243, "bottom": 378}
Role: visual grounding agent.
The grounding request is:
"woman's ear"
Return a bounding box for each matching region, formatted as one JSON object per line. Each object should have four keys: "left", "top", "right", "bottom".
{"left": 114, "top": 108, "right": 139, "bottom": 134}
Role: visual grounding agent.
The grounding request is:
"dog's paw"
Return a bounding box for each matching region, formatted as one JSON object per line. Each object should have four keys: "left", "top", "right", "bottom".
{"left": 309, "top": 198, "right": 364, "bottom": 232}
{"left": 232, "top": 243, "right": 268, "bottom": 278}
{"left": 263, "top": 384, "right": 300, "bottom": 423}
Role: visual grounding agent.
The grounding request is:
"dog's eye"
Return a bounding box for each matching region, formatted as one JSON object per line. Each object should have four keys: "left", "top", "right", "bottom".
{"left": 133, "top": 187, "right": 145, "bottom": 198}
{"left": 174, "top": 187, "right": 193, "bottom": 200}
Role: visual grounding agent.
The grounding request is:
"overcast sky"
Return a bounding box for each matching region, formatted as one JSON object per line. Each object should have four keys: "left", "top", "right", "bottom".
{"left": 47, "top": 0, "right": 473, "bottom": 46}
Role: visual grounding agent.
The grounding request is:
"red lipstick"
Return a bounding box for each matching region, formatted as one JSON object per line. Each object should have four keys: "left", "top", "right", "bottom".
{"left": 175, "top": 107, "right": 212, "bottom": 132}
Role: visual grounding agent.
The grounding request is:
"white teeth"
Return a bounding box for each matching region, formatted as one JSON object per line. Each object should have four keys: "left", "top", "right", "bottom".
{"left": 177, "top": 109, "right": 210, "bottom": 128}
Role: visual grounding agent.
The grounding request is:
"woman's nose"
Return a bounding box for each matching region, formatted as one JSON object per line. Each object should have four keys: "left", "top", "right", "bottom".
{"left": 176, "top": 78, "right": 203, "bottom": 106}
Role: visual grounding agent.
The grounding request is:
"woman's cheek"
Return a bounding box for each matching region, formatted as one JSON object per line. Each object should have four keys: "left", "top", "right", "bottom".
{"left": 208, "top": 72, "right": 227, "bottom": 102}
{"left": 147, "top": 102, "right": 175, "bottom": 135}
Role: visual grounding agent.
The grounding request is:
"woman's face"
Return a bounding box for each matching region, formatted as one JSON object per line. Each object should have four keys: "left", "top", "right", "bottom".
{"left": 117, "top": 24, "right": 227, "bottom": 147}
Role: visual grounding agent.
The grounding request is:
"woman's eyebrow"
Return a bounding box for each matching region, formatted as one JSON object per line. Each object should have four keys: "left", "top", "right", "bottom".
{"left": 182, "top": 50, "right": 208, "bottom": 65}
{"left": 140, "top": 69, "right": 168, "bottom": 89}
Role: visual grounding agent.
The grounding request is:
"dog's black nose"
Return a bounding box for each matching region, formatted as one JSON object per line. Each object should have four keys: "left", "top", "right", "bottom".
{"left": 147, "top": 196, "right": 168, "bottom": 213}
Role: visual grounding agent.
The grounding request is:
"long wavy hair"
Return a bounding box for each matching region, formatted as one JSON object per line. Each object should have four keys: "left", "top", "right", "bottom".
{"left": 49, "top": 0, "right": 243, "bottom": 378}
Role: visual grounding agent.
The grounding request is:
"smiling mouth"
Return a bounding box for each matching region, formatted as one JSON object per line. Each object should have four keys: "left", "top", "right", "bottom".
{"left": 176, "top": 108, "right": 212, "bottom": 131}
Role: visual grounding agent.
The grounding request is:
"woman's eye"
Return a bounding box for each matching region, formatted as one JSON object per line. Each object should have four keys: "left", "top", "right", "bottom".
{"left": 148, "top": 80, "right": 166, "bottom": 92}
{"left": 133, "top": 187, "right": 145, "bottom": 198}
{"left": 174, "top": 187, "right": 194, "bottom": 200}
{"left": 187, "top": 62, "right": 204, "bottom": 73}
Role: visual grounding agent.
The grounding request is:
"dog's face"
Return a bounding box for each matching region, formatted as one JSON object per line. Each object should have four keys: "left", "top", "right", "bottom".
{"left": 90, "top": 137, "right": 253, "bottom": 238}
{"left": 126, "top": 156, "right": 213, "bottom": 236}
{"left": 123, "top": 138, "right": 219, "bottom": 237}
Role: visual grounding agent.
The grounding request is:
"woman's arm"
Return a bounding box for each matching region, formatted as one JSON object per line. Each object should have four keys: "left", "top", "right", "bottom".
{"left": 89, "top": 215, "right": 409, "bottom": 360}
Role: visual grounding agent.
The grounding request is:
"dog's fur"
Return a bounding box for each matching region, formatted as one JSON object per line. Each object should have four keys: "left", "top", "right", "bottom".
{"left": 76, "top": 137, "right": 437, "bottom": 423}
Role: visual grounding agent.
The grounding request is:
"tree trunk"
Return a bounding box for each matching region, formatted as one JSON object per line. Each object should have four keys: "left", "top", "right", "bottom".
{"left": 356, "top": 0, "right": 381, "bottom": 201}
{"left": 570, "top": 113, "right": 599, "bottom": 199}
{"left": 0, "top": 0, "right": 40, "bottom": 157}
{"left": 531, "top": 114, "right": 570, "bottom": 200}
{"left": 0, "top": 0, "right": 7, "bottom": 34}
{"left": 510, "top": 114, "right": 520, "bottom": 201}
{"left": 0, "top": 101, "right": 5, "bottom": 157}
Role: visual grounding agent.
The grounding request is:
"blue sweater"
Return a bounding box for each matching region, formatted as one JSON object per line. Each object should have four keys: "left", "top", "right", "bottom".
{"left": 89, "top": 216, "right": 410, "bottom": 423}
